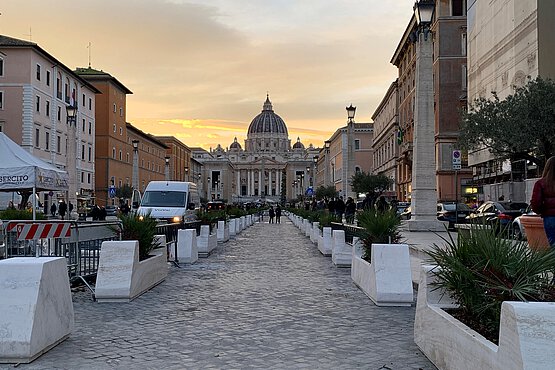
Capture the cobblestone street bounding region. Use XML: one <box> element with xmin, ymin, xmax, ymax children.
<box><xmin>2</xmin><ymin>218</ymin><xmax>435</xmax><ymax>370</ymax></box>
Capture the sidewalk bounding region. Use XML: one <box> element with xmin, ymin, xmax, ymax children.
<box><xmin>1</xmin><ymin>218</ymin><xmax>436</xmax><ymax>370</ymax></box>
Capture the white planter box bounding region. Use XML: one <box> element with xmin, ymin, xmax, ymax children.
<box><xmin>198</xmin><ymin>225</ymin><xmax>217</xmax><ymax>257</ymax></box>
<box><xmin>217</xmin><ymin>220</ymin><xmax>230</xmax><ymax>243</ymax></box>
<box><xmin>95</xmin><ymin>240</ymin><xmax>168</xmax><ymax>302</ymax></box>
<box><xmin>318</xmin><ymin>227</ymin><xmax>333</xmax><ymax>256</ymax></box>
<box><xmin>351</xmin><ymin>241</ymin><xmax>413</xmax><ymax>307</ymax></box>
<box><xmin>310</xmin><ymin>222</ymin><xmax>320</xmax><ymax>244</ymax></box>
<box><xmin>236</xmin><ymin>217</ymin><xmax>242</xmax><ymax>234</ymax></box>
<box><xmin>229</xmin><ymin>218</ymin><xmax>237</xmax><ymax>237</ymax></box>
<box><xmin>176</xmin><ymin>229</ymin><xmax>198</xmax><ymax>264</ymax></box>
<box><xmin>0</xmin><ymin>257</ymin><xmax>74</xmax><ymax>364</ymax></box>
<box><xmin>304</xmin><ymin>219</ymin><xmax>312</xmax><ymax>237</ymax></box>
<box><xmin>240</xmin><ymin>216</ymin><xmax>246</xmax><ymax>230</ymax></box>
<box><xmin>331</xmin><ymin>230</ymin><xmax>351</xmax><ymax>267</ymax></box>
<box><xmin>415</xmin><ymin>265</ymin><xmax>555</xmax><ymax>370</ymax></box>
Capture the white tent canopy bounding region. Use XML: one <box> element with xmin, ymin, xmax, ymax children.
<box><xmin>0</xmin><ymin>132</ymin><xmax>68</xmax><ymax>192</ymax></box>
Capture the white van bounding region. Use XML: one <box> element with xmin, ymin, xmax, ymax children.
<box><xmin>137</xmin><ymin>181</ymin><xmax>200</xmax><ymax>224</ymax></box>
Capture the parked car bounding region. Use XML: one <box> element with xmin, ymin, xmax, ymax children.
<box><xmin>399</xmin><ymin>202</ymin><xmax>471</xmax><ymax>229</ymax></box>
<box><xmin>466</xmin><ymin>201</ymin><xmax>528</xmax><ymax>231</ymax></box>
<box><xmin>510</xmin><ymin>205</ymin><xmax>537</xmax><ymax>240</ymax></box>
<box><xmin>396</xmin><ymin>202</ymin><xmax>411</xmax><ymax>217</ymax></box>
<box><xmin>437</xmin><ymin>202</ymin><xmax>473</xmax><ymax>228</ymax></box>
<box><xmin>206</xmin><ymin>201</ymin><xmax>226</xmax><ymax>211</ymax></box>
<box><xmin>105</xmin><ymin>205</ymin><xmax>120</xmax><ymax>217</ymax></box>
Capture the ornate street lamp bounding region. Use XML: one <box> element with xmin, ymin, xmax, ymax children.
<box><xmin>184</xmin><ymin>166</ymin><xmax>189</xmax><ymax>182</ymax></box>
<box><xmin>132</xmin><ymin>140</ymin><xmax>139</xmax><ymax>190</ymax></box>
<box><xmin>346</xmin><ymin>104</ymin><xmax>356</xmax><ymax>124</ymax></box>
<box><xmin>346</xmin><ymin>104</ymin><xmax>356</xmax><ymax>198</ymax></box>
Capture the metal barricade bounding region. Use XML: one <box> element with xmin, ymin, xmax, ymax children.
<box><xmin>330</xmin><ymin>222</ymin><xmax>366</xmax><ymax>243</ymax></box>
<box><xmin>2</xmin><ymin>220</ymin><xmax>122</xmax><ymax>284</ymax></box>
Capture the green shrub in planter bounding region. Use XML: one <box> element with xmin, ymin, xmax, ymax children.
<box><xmin>357</xmin><ymin>209</ymin><xmax>402</xmax><ymax>261</ymax></box>
<box><xmin>318</xmin><ymin>213</ymin><xmax>340</xmax><ymax>230</ymax></box>
<box><xmin>0</xmin><ymin>209</ymin><xmax>46</xmax><ymax>220</ymax></box>
<box><xmin>118</xmin><ymin>213</ymin><xmax>161</xmax><ymax>261</ymax></box>
<box><xmin>427</xmin><ymin>226</ymin><xmax>555</xmax><ymax>342</ymax></box>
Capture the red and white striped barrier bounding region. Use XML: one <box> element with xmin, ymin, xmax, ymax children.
<box><xmin>12</xmin><ymin>222</ymin><xmax>72</xmax><ymax>240</ymax></box>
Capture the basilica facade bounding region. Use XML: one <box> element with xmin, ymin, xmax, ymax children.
<box><xmin>192</xmin><ymin>95</ymin><xmax>319</xmax><ymax>203</ymax></box>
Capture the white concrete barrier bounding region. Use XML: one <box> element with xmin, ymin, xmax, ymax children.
<box><xmin>217</xmin><ymin>220</ymin><xmax>230</xmax><ymax>243</ymax></box>
<box><xmin>176</xmin><ymin>229</ymin><xmax>198</xmax><ymax>264</ymax></box>
<box><xmin>0</xmin><ymin>257</ymin><xmax>74</xmax><ymax>363</ymax></box>
<box><xmin>318</xmin><ymin>227</ymin><xmax>333</xmax><ymax>256</ymax></box>
<box><xmin>229</xmin><ymin>218</ymin><xmax>237</xmax><ymax>237</ymax></box>
<box><xmin>332</xmin><ymin>230</ymin><xmax>351</xmax><ymax>267</ymax></box>
<box><xmin>198</xmin><ymin>225</ymin><xmax>217</xmax><ymax>257</ymax></box>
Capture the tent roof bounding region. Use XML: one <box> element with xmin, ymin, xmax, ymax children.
<box><xmin>0</xmin><ymin>132</ymin><xmax>68</xmax><ymax>191</ymax></box>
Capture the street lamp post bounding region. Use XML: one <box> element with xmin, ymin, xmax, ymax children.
<box><xmin>324</xmin><ymin>141</ymin><xmax>331</xmax><ymax>187</ymax></box>
<box><xmin>184</xmin><ymin>166</ymin><xmax>189</xmax><ymax>182</ymax></box>
<box><xmin>346</xmin><ymin>104</ymin><xmax>356</xmax><ymax>199</ymax></box>
<box><xmin>132</xmin><ymin>140</ymin><xmax>139</xmax><ymax>191</ymax></box>
<box><xmin>66</xmin><ymin>104</ymin><xmax>78</xmax><ymax>220</ymax></box>
<box><xmin>164</xmin><ymin>156</ymin><xmax>170</xmax><ymax>180</ymax></box>
<box><xmin>408</xmin><ymin>0</ymin><xmax>443</xmax><ymax>231</ymax></box>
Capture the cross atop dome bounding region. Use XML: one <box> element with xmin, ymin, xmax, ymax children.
<box><xmin>263</xmin><ymin>93</ymin><xmax>273</xmax><ymax>112</ymax></box>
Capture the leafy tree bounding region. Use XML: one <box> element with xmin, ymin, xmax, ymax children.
<box><xmin>314</xmin><ymin>185</ymin><xmax>337</xmax><ymax>199</ymax></box>
<box><xmin>458</xmin><ymin>76</ymin><xmax>555</xmax><ymax>171</ymax></box>
<box><xmin>350</xmin><ymin>172</ymin><xmax>393</xmax><ymax>207</ymax></box>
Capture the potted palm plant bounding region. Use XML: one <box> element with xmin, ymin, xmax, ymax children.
<box><xmin>351</xmin><ymin>209</ymin><xmax>413</xmax><ymax>306</ymax></box>
<box><xmin>95</xmin><ymin>214</ymin><xmax>168</xmax><ymax>302</ymax></box>
<box><xmin>415</xmin><ymin>226</ymin><xmax>555</xmax><ymax>369</ymax></box>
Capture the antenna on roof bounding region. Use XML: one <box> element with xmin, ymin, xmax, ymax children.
<box><xmin>87</xmin><ymin>42</ymin><xmax>92</xmax><ymax>68</ymax></box>
<box><xmin>25</xmin><ymin>27</ymin><xmax>32</xmax><ymax>41</ymax></box>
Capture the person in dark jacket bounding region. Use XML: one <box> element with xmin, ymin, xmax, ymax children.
<box><xmin>531</xmin><ymin>156</ymin><xmax>555</xmax><ymax>247</ymax></box>
<box><xmin>268</xmin><ymin>206</ymin><xmax>275</xmax><ymax>224</ymax></box>
<box><xmin>345</xmin><ymin>197</ymin><xmax>356</xmax><ymax>224</ymax></box>
<box><xmin>275</xmin><ymin>205</ymin><xmax>282</xmax><ymax>224</ymax></box>
<box><xmin>58</xmin><ymin>200</ymin><xmax>67</xmax><ymax>219</ymax></box>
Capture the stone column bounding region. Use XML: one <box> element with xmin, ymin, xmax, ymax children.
<box><xmin>237</xmin><ymin>170</ymin><xmax>240</xmax><ymax>198</ymax></box>
<box><xmin>408</xmin><ymin>27</ymin><xmax>444</xmax><ymax>232</ymax></box>
<box><xmin>278</xmin><ymin>170</ymin><xmax>282</xmax><ymax>197</ymax></box>
<box><xmin>268</xmin><ymin>170</ymin><xmax>272</xmax><ymax>196</ymax></box>
<box><xmin>258</xmin><ymin>170</ymin><xmax>262</xmax><ymax>196</ymax></box>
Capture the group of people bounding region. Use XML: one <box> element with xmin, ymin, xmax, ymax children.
<box><xmin>48</xmin><ymin>200</ymin><xmax>72</xmax><ymax>219</ymax></box>
<box><xmin>268</xmin><ymin>205</ymin><xmax>282</xmax><ymax>224</ymax></box>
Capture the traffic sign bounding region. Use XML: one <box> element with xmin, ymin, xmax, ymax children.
<box><xmin>452</xmin><ymin>150</ymin><xmax>462</xmax><ymax>170</ymax></box>
<box><xmin>109</xmin><ymin>185</ymin><xmax>116</xmax><ymax>198</ymax></box>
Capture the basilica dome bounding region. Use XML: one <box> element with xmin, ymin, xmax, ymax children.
<box><xmin>247</xmin><ymin>95</ymin><xmax>288</xmax><ymax>136</ymax></box>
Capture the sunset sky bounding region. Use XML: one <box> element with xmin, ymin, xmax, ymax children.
<box><xmin>2</xmin><ymin>0</ymin><xmax>415</xmax><ymax>150</ymax></box>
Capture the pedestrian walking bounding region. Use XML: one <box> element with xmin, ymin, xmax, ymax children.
<box><xmin>268</xmin><ymin>206</ymin><xmax>275</xmax><ymax>224</ymax></box>
<box><xmin>335</xmin><ymin>196</ymin><xmax>345</xmax><ymax>221</ymax></box>
<box><xmin>376</xmin><ymin>196</ymin><xmax>388</xmax><ymax>213</ymax></box>
<box><xmin>531</xmin><ymin>156</ymin><xmax>555</xmax><ymax>248</ymax></box>
<box><xmin>345</xmin><ymin>197</ymin><xmax>356</xmax><ymax>224</ymax></box>
<box><xmin>58</xmin><ymin>200</ymin><xmax>67</xmax><ymax>219</ymax></box>
<box><xmin>275</xmin><ymin>205</ymin><xmax>282</xmax><ymax>224</ymax></box>
<box><xmin>50</xmin><ymin>202</ymin><xmax>57</xmax><ymax>217</ymax></box>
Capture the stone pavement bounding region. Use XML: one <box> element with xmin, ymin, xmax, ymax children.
<box><xmin>2</xmin><ymin>218</ymin><xmax>436</xmax><ymax>370</ymax></box>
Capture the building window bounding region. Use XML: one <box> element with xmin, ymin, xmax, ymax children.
<box><xmin>45</xmin><ymin>132</ymin><xmax>49</xmax><ymax>150</ymax></box>
<box><xmin>82</xmin><ymin>119</ymin><xmax>86</xmax><ymax>132</ymax></box>
<box><xmin>452</xmin><ymin>0</ymin><xmax>466</xmax><ymax>16</ymax></box>
<box><xmin>112</xmin><ymin>147</ymin><xmax>116</xmax><ymax>159</ymax></box>
<box><xmin>113</xmin><ymin>103</ymin><xmax>116</xmax><ymax>113</ymax></box>
<box><xmin>0</xmin><ymin>122</ymin><xmax>4</xmax><ymax>132</ymax></box>
<box><xmin>45</xmin><ymin>100</ymin><xmax>50</xmax><ymax>117</ymax></box>
<box><xmin>355</xmin><ymin>166</ymin><xmax>361</xmax><ymax>173</ymax></box>
<box><xmin>81</xmin><ymin>144</ymin><xmax>85</xmax><ymax>160</ymax></box>
<box><xmin>119</xmin><ymin>107</ymin><xmax>123</xmax><ymax>117</ymax></box>
<box><xmin>0</xmin><ymin>58</ymin><xmax>3</xmax><ymax>76</ymax></box>
<box><xmin>56</xmin><ymin>75</ymin><xmax>62</xmax><ymax>99</ymax></box>
<box><xmin>57</xmin><ymin>135</ymin><xmax>61</xmax><ymax>153</ymax></box>
<box><xmin>88</xmin><ymin>122</ymin><xmax>92</xmax><ymax>135</ymax></box>
<box><xmin>88</xmin><ymin>146</ymin><xmax>92</xmax><ymax>161</ymax></box>
<box><xmin>354</xmin><ymin>139</ymin><xmax>360</xmax><ymax>150</ymax></box>
<box><xmin>35</xmin><ymin>128</ymin><xmax>40</xmax><ymax>147</ymax></box>
<box><xmin>36</xmin><ymin>96</ymin><xmax>40</xmax><ymax>112</ymax></box>
<box><xmin>64</xmin><ymin>81</ymin><xmax>69</xmax><ymax>103</ymax></box>
<box><xmin>0</xmin><ymin>91</ymin><xmax>3</xmax><ymax>110</ymax></box>
<box><xmin>57</xmin><ymin>106</ymin><xmax>61</xmax><ymax>121</ymax></box>
<box><xmin>119</xmin><ymin>150</ymin><xmax>122</xmax><ymax>161</ymax></box>
<box><xmin>87</xmin><ymin>173</ymin><xmax>91</xmax><ymax>184</ymax></box>
<box><xmin>88</xmin><ymin>97</ymin><xmax>92</xmax><ymax>110</ymax></box>
<box><xmin>119</xmin><ymin>127</ymin><xmax>123</xmax><ymax>136</ymax></box>
<box><xmin>126</xmin><ymin>152</ymin><xmax>129</xmax><ymax>163</ymax></box>
<box><xmin>461</xmin><ymin>32</ymin><xmax>467</xmax><ymax>56</ymax></box>
<box><xmin>46</xmin><ymin>71</ymin><xmax>50</xmax><ymax>86</ymax></box>
<box><xmin>36</xmin><ymin>64</ymin><xmax>41</xmax><ymax>81</ymax></box>
<box><xmin>113</xmin><ymin>124</ymin><xmax>116</xmax><ymax>133</ymax></box>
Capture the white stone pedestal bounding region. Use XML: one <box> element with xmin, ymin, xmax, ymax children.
<box><xmin>0</xmin><ymin>257</ymin><xmax>74</xmax><ymax>364</ymax></box>
<box><xmin>240</xmin><ymin>216</ymin><xmax>246</xmax><ymax>230</ymax></box>
<box><xmin>310</xmin><ymin>222</ymin><xmax>320</xmax><ymax>244</ymax></box>
<box><xmin>217</xmin><ymin>220</ymin><xmax>230</xmax><ymax>243</ymax></box>
<box><xmin>198</xmin><ymin>225</ymin><xmax>217</xmax><ymax>257</ymax></box>
<box><xmin>318</xmin><ymin>227</ymin><xmax>333</xmax><ymax>256</ymax></box>
<box><xmin>229</xmin><ymin>218</ymin><xmax>237</xmax><ymax>237</ymax></box>
<box><xmin>176</xmin><ymin>229</ymin><xmax>198</xmax><ymax>264</ymax></box>
<box><xmin>235</xmin><ymin>217</ymin><xmax>242</xmax><ymax>234</ymax></box>
<box><xmin>332</xmin><ymin>230</ymin><xmax>351</xmax><ymax>267</ymax></box>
